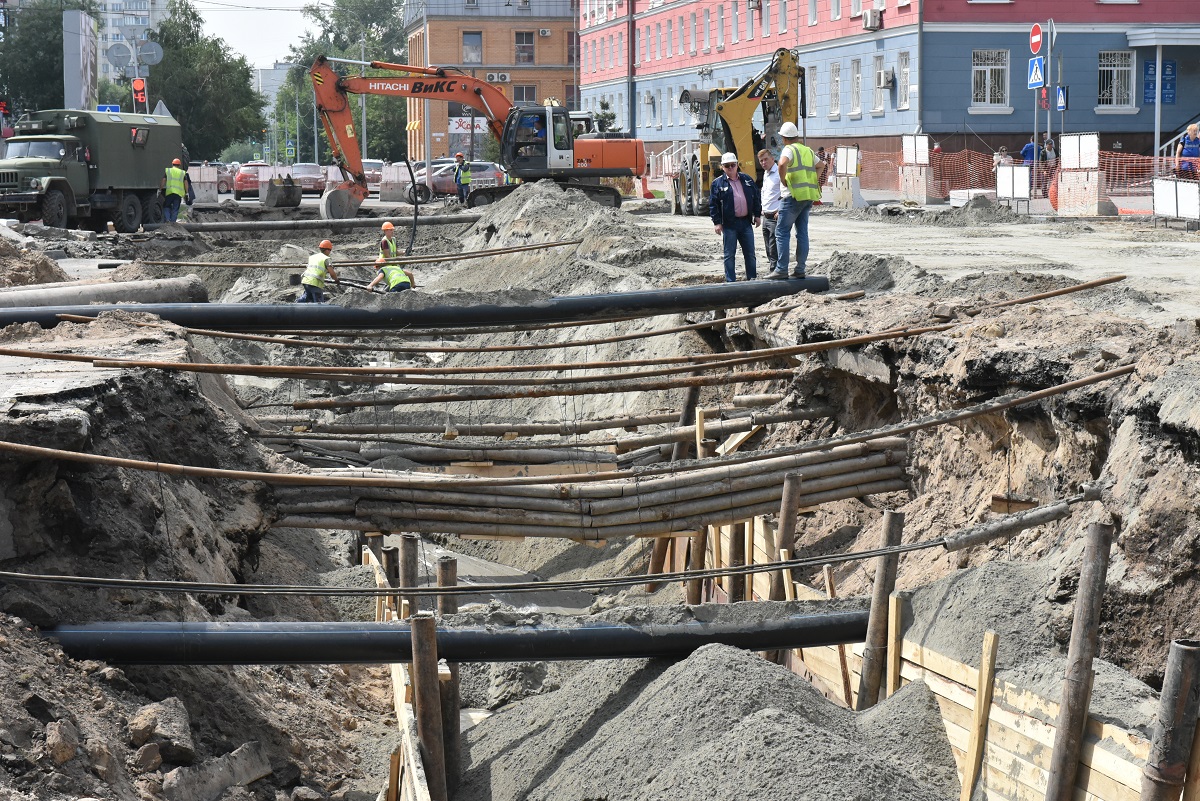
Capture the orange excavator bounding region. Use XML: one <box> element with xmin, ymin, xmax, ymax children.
<box><xmin>310</xmin><ymin>55</ymin><xmax>648</xmax><ymax>216</ymax></box>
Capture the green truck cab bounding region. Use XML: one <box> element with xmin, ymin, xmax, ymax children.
<box><xmin>0</xmin><ymin>109</ymin><xmax>183</xmax><ymax>232</ymax></box>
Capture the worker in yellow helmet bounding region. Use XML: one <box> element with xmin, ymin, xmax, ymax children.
<box><xmin>367</xmin><ymin>255</ymin><xmax>415</xmax><ymax>293</ymax></box>
<box><xmin>297</xmin><ymin>239</ymin><xmax>340</xmax><ymax>303</ymax></box>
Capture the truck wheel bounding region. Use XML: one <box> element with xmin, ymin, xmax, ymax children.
<box><xmin>467</xmin><ymin>191</ymin><xmax>490</xmax><ymax>208</ymax></box>
<box><xmin>112</xmin><ymin>193</ymin><xmax>143</xmax><ymax>233</ymax></box>
<box><xmin>682</xmin><ymin>168</ymin><xmax>695</xmax><ymax>216</ymax></box>
<box><xmin>414</xmin><ymin>185</ymin><xmax>432</xmax><ymax>204</ymax></box>
<box><xmin>689</xmin><ymin>161</ymin><xmax>702</xmax><ymax>216</ymax></box>
<box><xmin>141</xmin><ymin>192</ymin><xmax>164</xmax><ymax>225</ymax></box>
<box><xmin>233</xmin><ymin>191</ymin><xmax>243</xmax><ymax>201</ymax></box>
<box><xmin>41</xmin><ymin>189</ymin><xmax>68</xmax><ymax>228</ymax></box>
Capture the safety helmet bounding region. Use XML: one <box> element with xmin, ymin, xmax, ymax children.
<box><xmin>381</xmin><ymin>221</ymin><xmax>395</xmax><ymax>231</ymax></box>
<box><xmin>455</xmin><ymin>152</ymin><xmax>464</xmax><ymax>158</ymax></box>
<box><xmin>720</xmin><ymin>152</ymin><xmax>739</xmax><ymax>166</ymax></box>
<box><xmin>375</xmin><ymin>256</ymin><xmax>387</xmax><ymax>266</ymax></box>
<box><xmin>778</xmin><ymin>122</ymin><xmax>801</xmax><ymax>139</ymax></box>
<box><xmin>172</xmin><ymin>158</ymin><xmax>182</xmax><ymax>166</ymax></box>
<box><xmin>319</xmin><ymin>239</ymin><xmax>333</xmax><ymax>251</ymax></box>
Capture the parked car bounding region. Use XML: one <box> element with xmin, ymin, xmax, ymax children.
<box><xmin>233</xmin><ymin>161</ymin><xmax>267</xmax><ymax>200</ymax></box>
<box><xmin>290</xmin><ymin>162</ymin><xmax>327</xmax><ymax>195</ymax></box>
<box><xmin>361</xmin><ymin>159</ymin><xmax>384</xmax><ymax>193</ymax></box>
<box><xmin>402</xmin><ymin>161</ymin><xmax>507</xmax><ymax>204</ymax></box>
<box><xmin>186</xmin><ymin>160</ymin><xmax>233</xmax><ymax>194</ymax></box>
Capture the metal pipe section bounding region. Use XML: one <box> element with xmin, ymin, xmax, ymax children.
<box><xmin>45</xmin><ymin>611</ymin><xmax>870</xmax><ymax>665</ymax></box>
<box><xmin>1141</xmin><ymin>640</ymin><xmax>1200</xmax><ymax>801</ymax></box>
<box><xmin>941</xmin><ymin>484</ymin><xmax>1103</xmax><ymax>552</ymax></box>
<box><xmin>143</xmin><ymin>214</ymin><xmax>481</xmax><ymax>233</ymax></box>
<box><xmin>0</xmin><ymin>276</ymin><xmax>208</xmax><ymax>308</ymax></box>
<box><xmin>0</xmin><ymin>278</ymin><xmax>829</xmax><ymax>330</ymax></box>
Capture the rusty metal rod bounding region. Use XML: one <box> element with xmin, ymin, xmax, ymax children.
<box><xmin>304</xmin><ymin>408</ymin><xmax>749</xmax><ymax>437</ymax></box>
<box><xmin>974</xmin><ymin>275</ymin><xmax>1126</xmax><ymax>312</ymax></box>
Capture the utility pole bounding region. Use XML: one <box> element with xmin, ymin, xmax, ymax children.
<box><xmin>360</xmin><ymin>36</ymin><xmax>368</xmax><ymax>160</ymax></box>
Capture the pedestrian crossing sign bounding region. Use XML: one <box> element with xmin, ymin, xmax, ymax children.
<box><xmin>1028</xmin><ymin>57</ymin><xmax>1045</xmax><ymax>89</ymax></box>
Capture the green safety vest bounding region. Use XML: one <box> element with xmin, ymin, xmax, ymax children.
<box><xmin>380</xmin><ymin>237</ymin><xmax>398</xmax><ymax>260</ymax></box>
<box><xmin>781</xmin><ymin>143</ymin><xmax>820</xmax><ymax>202</ymax></box>
<box><xmin>454</xmin><ymin>162</ymin><xmax>471</xmax><ymax>185</ymax></box>
<box><xmin>380</xmin><ymin>262</ymin><xmax>411</xmax><ymax>289</ymax></box>
<box><xmin>164</xmin><ymin>166</ymin><xmax>187</xmax><ymax>197</ymax></box>
<box><xmin>302</xmin><ymin>253</ymin><xmax>331</xmax><ymax>288</ymax></box>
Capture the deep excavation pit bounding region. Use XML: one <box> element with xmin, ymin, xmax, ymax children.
<box><xmin>1</xmin><ymin>182</ymin><xmax>1198</xmax><ymax>800</ymax></box>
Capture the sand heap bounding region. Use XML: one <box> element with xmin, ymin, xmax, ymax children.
<box><xmin>0</xmin><ymin>238</ymin><xmax>71</xmax><ymax>287</ymax></box>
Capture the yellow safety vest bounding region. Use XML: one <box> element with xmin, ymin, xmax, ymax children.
<box><xmin>164</xmin><ymin>166</ymin><xmax>187</xmax><ymax>197</ymax></box>
<box><xmin>302</xmin><ymin>253</ymin><xmax>331</xmax><ymax>288</ymax></box>
<box><xmin>781</xmin><ymin>143</ymin><xmax>820</xmax><ymax>202</ymax></box>
<box><xmin>454</xmin><ymin>162</ymin><xmax>471</xmax><ymax>185</ymax></box>
<box><xmin>380</xmin><ymin>236</ymin><xmax>398</xmax><ymax>260</ymax></box>
<box><xmin>380</xmin><ymin>263</ymin><xmax>411</xmax><ymax>289</ymax></box>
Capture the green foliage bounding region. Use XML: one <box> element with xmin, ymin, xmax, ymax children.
<box><xmin>0</xmin><ymin>0</ymin><xmax>99</xmax><ymax>113</ymax></box>
<box><xmin>595</xmin><ymin>99</ymin><xmax>618</xmax><ymax>133</ymax></box>
<box><xmin>278</xmin><ymin>0</ymin><xmax>409</xmax><ymax>164</ymax></box>
<box><xmin>148</xmin><ymin>0</ymin><xmax>266</xmax><ymax>158</ymax></box>
<box><xmin>97</xmin><ymin>79</ymin><xmax>129</xmax><ymax>111</ymax></box>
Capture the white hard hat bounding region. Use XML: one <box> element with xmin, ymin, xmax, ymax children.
<box><xmin>779</xmin><ymin>122</ymin><xmax>801</xmax><ymax>138</ymax></box>
<box><xmin>720</xmin><ymin>152</ymin><xmax>739</xmax><ymax>165</ymax></box>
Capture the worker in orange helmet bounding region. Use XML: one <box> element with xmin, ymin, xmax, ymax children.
<box><xmin>453</xmin><ymin>152</ymin><xmax>471</xmax><ymax>205</ymax></box>
<box><xmin>379</xmin><ymin>220</ymin><xmax>399</xmax><ymax>263</ymax></box>
<box><xmin>297</xmin><ymin>239</ymin><xmax>340</xmax><ymax>303</ymax></box>
<box><xmin>366</xmin><ymin>255</ymin><xmax>415</xmax><ymax>293</ymax></box>
<box><xmin>159</xmin><ymin>157</ymin><xmax>193</xmax><ymax>223</ymax></box>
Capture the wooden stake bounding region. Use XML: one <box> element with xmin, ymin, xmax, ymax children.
<box><xmin>695</xmin><ymin>408</ymin><xmax>706</xmax><ymax>459</ymax></box>
<box><xmin>386</xmin><ymin>748</ymin><xmax>401</xmax><ymax>801</ymax></box>
<box><xmin>823</xmin><ymin>564</ymin><xmax>854</xmax><ymax>708</ymax></box>
<box><xmin>769</xmin><ymin>472</ymin><xmax>804</xmax><ymax>601</ymax></box>
<box><xmin>886</xmin><ymin>592</ymin><xmax>903</xmax><ymax>697</ymax></box>
<box><xmin>436</xmin><ymin>557</ymin><xmax>461</xmax><ymax>795</ymax></box>
<box><xmin>959</xmin><ymin>630</ymin><xmax>999</xmax><ymax>801</ymax></box>
<box><xmin>728</xmin><ymin>522</ymin><xmax>746</xmax><ymax>601</ymax></box>
<box><xmin>686</xmin><ymin>526</ymin><xmax>708</xmax><ymax>605</ymax></box>
<box><xmin>713</xmin><ymin>524</ymin><xmax>724</xmax><ymax>591</ymax></box>
<box><xmin>855</xmin><ymin>510</ymin><xmax>904</xmax><ymax>711</ymax></box>
<box><xmin>410</xmin><ymin>612</ymin><xmax>447</xmax><ymax>801</ymax></box>
<box><xmin>400</xmin><ymin>534</ymin><xmax>420</xmax><ymax>617</ymax></box>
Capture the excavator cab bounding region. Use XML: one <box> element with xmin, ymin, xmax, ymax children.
<box><xmin>501</xmin><ymin>106</ymin><xmax>574</xmax><ymax>179</ymax></box>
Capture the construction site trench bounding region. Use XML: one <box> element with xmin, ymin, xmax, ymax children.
<box><xmin>2</xmin><ymin>182</ymin><xmax>1200</xmax><ymax>801</ymax></box>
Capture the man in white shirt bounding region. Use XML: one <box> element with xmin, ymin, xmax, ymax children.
<box><xmin>757</xmin><ymin>149</ymin><xmax>782</xmax><ymax>269</ymax></box>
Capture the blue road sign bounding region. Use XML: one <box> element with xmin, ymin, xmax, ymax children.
<box><xmin>96</xmin><ymin>104</ymin><xmax>120</xmax><ymax>112</ymax></box>
<box><xmin>1056</xmin><ymin>86</ymin><xmax>1068</xmax><ymax>112</ymax></box>
<box><xmin>1028</xmin><ymin>57</ymin><xmax>1045</xmax><ymax>90</ymax></box>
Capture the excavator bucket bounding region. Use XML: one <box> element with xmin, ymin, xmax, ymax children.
<box><xmin>263</xmin><ymin>176</ymin><xmax>303</xmax><ymax>208</ymax></box>
<box><xmin>320</xmin><ymin>187</ymin><xmax>362</xmax><ymax>220</ymax></box>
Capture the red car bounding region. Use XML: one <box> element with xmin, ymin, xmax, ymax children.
<box><xmin>291</xmin><ymin>163</ymin><xmax>327</xmax><ymax>195</ymax></box>
<box><xmin>233</xmin><ymin>162</ymin><xmax>267</xmax><ymax>200</ymax></box>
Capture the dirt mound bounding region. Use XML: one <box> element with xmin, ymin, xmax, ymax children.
<box><xmin>819</xmin><ymin>251</ymin><xmax>946</xmax><ymax>294</ymax></box>
<box><xmin>457</xmin><ymin>644</ymin><xmax>958</xmax><ymax>801</ymax></box>
<box><xmin>0</xmin><ymin>238</ymin><xmax>72</xmax><ymax>287</ymax></box>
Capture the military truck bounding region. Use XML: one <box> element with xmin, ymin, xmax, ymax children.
<box><xmin>0</xmin><ymin>109</ymin><xmax>183</xmax><ymax>232</ymax></box>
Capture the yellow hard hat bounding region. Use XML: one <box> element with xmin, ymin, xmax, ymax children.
<box><xmin>381</xmin><ymin>221</ymin><xmax>395</xmax><ymax>231</ymax></box>
<box><xmin>319</xmin><ymin>239</ymin><xmax>333</xmax><ymax>251</ymax></box>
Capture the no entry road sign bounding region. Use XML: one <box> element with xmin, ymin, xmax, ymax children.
<box><xmin>1030</xmin><ymin>23</ymin><xmax>1043</xmax><ymax>54</ymax></box>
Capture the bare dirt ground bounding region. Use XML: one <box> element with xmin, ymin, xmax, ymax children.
<box><xmin>1</xmin><ymin>184</ymin><xmax>1199</xmax><ymax>800</ymax></box>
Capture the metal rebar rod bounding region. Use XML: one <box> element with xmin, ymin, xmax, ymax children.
<box><xmin>855</xmin><ymin>510</ymin><xmax>905</xmax><ymax>711</ymax></box>
<box><xmin>1141</xmin><ymin>640</ymin><xmax>1200</xmax><ymax>801</ymax></box>
<box><xmin>975</xmin><ymin>275</ymin><xmax>1126</xmax><ymax>312</ymax></box>
<box><xmin>1044</xmin><ymin>521</ymin><xmax>1115</xmax><ymax>801</ymax></box>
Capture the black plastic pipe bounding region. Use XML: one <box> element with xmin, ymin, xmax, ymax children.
<box><xmin>1</xmin><ymin>278</ymin><xmax>829</xmax><ymax>331</ymax></box>
<box><xmin>46</xmin><ymin>610</ymin><xmax>867</xmax><ymax>665</ymax></box>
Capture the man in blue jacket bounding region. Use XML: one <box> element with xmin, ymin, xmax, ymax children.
<box><xmin>709</xmin><ymin>152</ymin><xmax>761</xmax><ymax>282</ymax></box>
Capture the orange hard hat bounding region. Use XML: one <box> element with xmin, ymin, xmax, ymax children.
<box><xmin>319</xmin><ymin>239</ymin><xmax>333</xmax><ymax>250</ymax></box>
<box><xmin>172</xmin><ymin>158</ymin><xmax>181</xmax><ymax>166</ymax></box>
<box><xmin>455</xmin><ymin>152</ymin><xmax>464</xmax><ymax>158</ymax></box>
<box><xmin>381</xmin><ymin>221</ymin><xmax>395</xmax><ymax>231</ymax></box>
<box><xmin>375</xmin><ymin>256</ymin><xmax>387</xmax><ymax>265</ymax></box>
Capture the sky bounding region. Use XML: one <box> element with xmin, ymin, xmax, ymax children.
<box><xmin>192</xmin><ymin>0</ymin><xmax>312</xmax><ymax>69</ymax></box>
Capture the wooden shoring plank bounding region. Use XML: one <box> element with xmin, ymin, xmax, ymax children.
<box><xmin>387</xmin><ymin>748</ymin><xmax>401</xmax><ymax>801</ymax></box>
<box><xmin>822</xmin><ymin>565</ymin><xmax>855</xmax><ymax>708</ymax></box>
<box><xmin>1184</xmin><ymin>718</ymin><xmax>1200</xmax><ymax>801</ymax></box>
<box><xmin>712</xmin><ymin>522</ymin><xmax>725</xmax><ymax>591</ymax></box>
<box><xmin>388</xmin><ymin>663</ymin><xmax>433</xmax><ymax>801</ymax></box>
<box><xmin>716</xmin><ymin>424</ymin><xmax>763</xmax><ymax>457</ymax></box>
<box><xmin>886</xmin><ymin>593</ymin><xmax>903</xmax><ymax>697</ymax></box>
<box><xmin>960</xmin><ymin>630</ymin><xmax>1000</xmax><ymax>801</ymax></box>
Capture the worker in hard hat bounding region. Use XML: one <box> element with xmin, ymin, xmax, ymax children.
<box><xmin>159</xmin><ymin>157</ymin><xmax>193</xmax><ymax>223</ymax></box>
<box><xmin>297</xmin><ymin>239</ymin><xmax>340</xmax><ymax>303</ymax></box>
<box><xmin>367</xmin><ymin>256</ymin><xmax>415</xmax><ymax>293</ymax></box>
<box><xmin>767</xmin><ymin>121</ymin><xmax>819</xmax><ymax>280</ymax></box>
<box><xmin>453</xmin><ymin>152</ymin><xmax>471</xmax><ymax>205</ymax></box>
<box><xmin>379</xmin><ymin>220</ymin><xmax>399</xmax><ymax>263</ymax></box>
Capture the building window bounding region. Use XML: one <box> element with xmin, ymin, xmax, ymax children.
<box><xmin>830</xmin><ymin>62</ymin><xmax>841</xmax><ymax>116</ymax></box>
<box><xmin>780</xmin><ymin>0</ymin><xmax>787</xmax><ymax>30</ymax></box>
<box><xmin>971</xmin><ymin>49</ymin><xmax>1009</xmax><ymax>107</ymax></box>
<box><xmin>679</xmin><ymin>15</ymin><xmax>686</xmax><ymax>50</ymax></box>
<box><xmin>808</xmin><ymin>0</ymin><xmax>816</xmax><ymax>25</ymax></box>
<box><xmin>666</xmin><ymin>20</ymin><xmax>673</xmax><ymax>56</ymax></box>
<box><xmin>732</xmin><ymin>2</ymin><xmax>739</xmax><ymax>41</ymax></box>
<box><xmin>717</xmin><ymin>5</ymin><xmax>725</xmax><ymax>47</ymax></box>
<box><xmin>568</xmin><ymin>31</ymin><xmax>578</xmax><ymax>64</ymax></box>
<box><xmin>897</xmin><ymin>51</ymin><xmax>910</xmax><ymax>108</ymax></box>
<box><xmin>644</xmin><ymin>25</ymin><xmax>651</xmax><ymax>59</ymax></box>
<box><xmin>850</xmin><ymin>0</ymin><xmax>861</xmax><ymax>15</ymax></box>
<box><xmin>690</xmin><ymin>13</ymin><xmax>697</xmax><ymax>51</ymax></box>
<box><xmin>600</xmin><ymin>37</ymin><xmax>607</xmax><ymax>69</ymax></box>
<box><xmin>704</xmin><ymin>10</ymin><xmax>711</xmax><ymax>47</ymax></box>
<box><xmin>831</xmin><ymin>0</ymin><xmax>840</xmax><ymax>20</ymax></box>
<box><xmin>872</xmin><ymin>54</ymin><xmax>885</xmax><ymax>111</ymax></box>
<box><xmin>616</xmin><ymin>32</ymin><xmax>623</xmax><ymax>66</ymax></box>
<box><xmin>514</xmin><ymin>84</ymin><xmax>538</xmax><ymax>105</ymax></box>
<box><xmin>850</xmin><ymin>59</ymin><xmax>861</xmax><ymax>113</ymax></box>
<box><xmin>655</xmin><ymin>23</ymin><xmax>662</xmax><ymax>58</ymax></box>
<box><xmin>634</xmin><ymin>28</ymin><xmax>641</xmax><ymax>63</ymax></box>
<box><xmin>515</xmin><ymin>31</ymin><xmax>535</xmax><ymax>64</ymax></box>
<box><xmin>763</xmin><ymin>0</ymin><xmax>771</xmax><ymax>35</ymax></box>
<box><xmin>462</xmin><ymin>32</ymin><xmax>482</xmax><ymax>64</ymax></box>
<box><xmin>1098</xmin><ymin>50</ymin><xmax>1134</xmax><ymax>107</ymax></box>
<box><xmin>806</xmin><ymin>64</ymin><xmax>816</xmax><ymax>117</ymax></box>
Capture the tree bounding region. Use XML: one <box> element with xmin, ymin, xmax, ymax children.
<box><xmin>0</xmin><ymin>0</ymin><xmax>99</xmax><ymax>113</ymax></box>
<box><xmin>97</xmin><ymin>79</ymin><xmax>128</xmax><ymax>110</ymax></box>
<box><xmin>595</xmin><ymin>99</ymin><xmax>618</xmax><ymax>133</ymax></box>
<box><xmin>147</xmin><ymin>0</ymin><xmax>266</xmax><ymax>158</ymax></box>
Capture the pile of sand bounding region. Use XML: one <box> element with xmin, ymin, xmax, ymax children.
<box><xmin>0</xmin><ymin>238</ymin><xmax>72</xmax><ymax>287</ymax></box>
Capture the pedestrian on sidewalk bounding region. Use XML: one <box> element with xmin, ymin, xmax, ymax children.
<box><xmin>709</xmin><ymin>152</ymin><xmax>761</xmax><ymax>282</ymax></box>
<box><xmin>767</xmin><ymin>122</ymin><xmax>819</xmax><ymax>280</ymax></box>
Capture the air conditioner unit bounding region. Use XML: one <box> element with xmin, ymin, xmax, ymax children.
<box><xmin>876</xmin><ymin>68</ymin><xmax>894</xmax><ymax>88</ymax></box>
<box><xmin>862</xmin><ymin>8</ymin><xmax>882</xmax><ymax>29</ymax></box>
<box><xmin>747</xmin><ymin>0</ymin><xmax>760</xmax><ymax>8</ymax></box>
<box><xmin>538</xmin><ymin>27</ymin><xmax>552</xmax><ymax>36</ymax></box>
<box><xmin>496</xmin><ymin>72</ymin><xmax>510</xmax><ymax>82</ymax></box>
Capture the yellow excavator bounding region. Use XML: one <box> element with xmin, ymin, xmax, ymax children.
<box><xmin>671</xmin><ymin>48</ymin><xmax>805</xmax><ymax>216</ymax></box>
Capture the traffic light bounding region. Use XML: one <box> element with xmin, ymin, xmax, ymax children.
<box><xmin>132</xmin><ymin>78</ymin><xmax>147</xmax><ymax>105</ymax></box>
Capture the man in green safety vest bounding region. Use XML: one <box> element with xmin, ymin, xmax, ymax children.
<box><xmin>367</xmin><ymin>256</ymin><xmax>415</xmax><ymax>292</ymax></box>
<box><xmin>453</xmin><ymin>152</ymin><xmax>471</xmax><ymax>205</ymax></box>
<box><xmin>159</xmin><ymin>158</ymin><xmax>194</xmax><ymax>223</ymax></box>
<box><xmin>766</xmin><ymin>122</ymin><xmax>820</xmax><ymax>280</ymax></box>
<box><xmin>297</xmin><ymin>239</ymin><xmax>340</xmax><ymax>303</ymax></box>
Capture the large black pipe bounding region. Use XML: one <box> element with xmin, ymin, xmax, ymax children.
<box><xmin>1</xmin><ymin>278</ymin><xmax>829</xmax><ymax>331</ymax></box>
<box><xmin>46</xmin><ymin>611</ymin><xmax>867</xmax><ymax>665</ymax></box>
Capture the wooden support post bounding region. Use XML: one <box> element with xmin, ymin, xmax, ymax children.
<box><xmin>886</xmin><ymin>592</ymin><xmax>903</xmax><ymax>697</ymax></box>
<box><xmin>649</xmin><ymin>383</ymin><xmax>701</xmax><ymax>591</ymax></box>
<box><xmin>960</xmin><ymin>630</ymin><xmax>1000</xmax><ymax>801</ymax></box>
<box><xmin>712</xmin><ymin>524</ymin><xmax>724</xmax><ymax>591</ymax></box>
<box><xmin>1044</xmin><ymin>521</ymin><xmax>1115</xmax><ymax>801</ymax></box>
<box><xmin>410</xmin><ymin>612</ymin><xmax>448</xmax><ymax>801</ymax></box>
<box><xmin>699</xmin><ymin>438</ymin><xmax>718</xmax><ymax>458</ymax></box>
<box><xmin>382</xmin><ymin>545</ymin><xmax>400</xmax><ymax>620</ymax></box>
<box><xmin>364</xmin><ymin>530</ymin><xmax>385</xmax><ymax>563</ymax></box>
<box><xmin>694</xmin><ymin>408</ymin><xmax>706</xmax><ymax>458</ymax></box>
<box><xmin>727</xmin><ymin>522</ymin><xmax>746</xmax><ymax>602</ymax></box>
<box><xmin>855</xmin><ymin>510</ymin><xmax>904</xmax><ymax>711</ymax></box>
<box><xmin>400</xmin><ymin>533</ymin><xmax>420</xmax><ymax>617</ymax></box>
<box><xmin>386</xmin><ymin>748</ymin><xmax>401</xmax><ymax>801</ymax></box>
<box><xmin>744</xmin><ymin>522</ymin><xmax>755</xmax><ymax>601</ymax></box>
<box><xmin>769</xmin><ymin>472</ymin><xmax>804</xmax><ymax>601</ymax></box>
<box><xmin>1182</xmin><ymin>715</ymin><xmax>1200</xmax><ymax>801</ymax></box>
<box><xmin>436</xmin><ymin>556</ymin><xmax>461</xmax><ymax>795</ymax></box>
<box><xmin>823</xmin><ymin>564</ymin><xmax>854</xmax><ymax>708</ymax></box>
<box><xmin>1142</xmin><ymin>640</ymin><xmax>1200</xmax><ymax>801</ymax></box>
<box><xmin>686</xmin><ymin>526</ymin><xmax>708</xmax><ymax>605</ymax></box>
<box><xmin>781</xmin><ymin>551</ymin><xmax>797</xmax><ymax>600</ymax></box>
